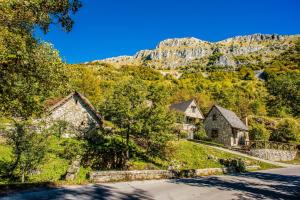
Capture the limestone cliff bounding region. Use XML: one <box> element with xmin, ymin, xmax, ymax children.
<box><xmin>88</xmin><ymin>34</ymin><xmax>299</xmax><ymax>69</ymax></box>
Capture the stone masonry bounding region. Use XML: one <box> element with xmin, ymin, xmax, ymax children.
<box><xmin>249</xmin><ymin>149</ymin><xmax>297</xmax><ymax>161</ymax></box>
<box><xmin>46</xmin><ymin>92</ymin><xmax>101</xmax><ymax>137</ymax></box>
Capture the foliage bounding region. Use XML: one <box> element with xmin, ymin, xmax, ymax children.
<box><xmin>249</xmin><ymin>123</ymin><xmax>271</xmax><ymax>141</ymax></box>
<box><xmin>101</xmin><ymin>78</ymin><xmax>176</xmax><ymax>159</ymax></box>
<box><xmin>0</xmin><ymin>0</ymin><xmax>82</xmax><ymax>118</ymax></box>
<box><xmin>219</xmin><ymin>158</ymin><xmax>246</xmax><ymax>172</ymax></box>
<box><xmin>4</xmin><ymin>121</ymin><xmax>49</xmax><ymax>182</ymax></box>
<box><xmin>101</xmin><ymin>78</ymin><xmax>148</xmax><ymax>159</ymax></box>
<box><xmin>0</xmin><ymin>0</ymin><xmax>82</xmax><ymax>33</ymax></box>
<box><xmin>266</xmin><ymin>72</ymin><xmax>300</xmax><ymax>117</ymax></box>
<box><xmin>270</xmin><ymin>119</ymin><xmax>300</xmax><ymax>143</ymax></box>
<box><xmin>83</xmin><ymin>132</ymin><xmax>136</xmax><ymax>170</ymax></box>
<box><xmin>194</xmin><ymin>123</ymin><xmax>207</xmax><ymax>140</ymax></box>
<box><xmin>59</xmin><ymin>138</ymin><xmax>86</xmax><ymax>161</ymax></box>
<box><xmin>207</xmin><ymin>51</ymin><xmax>223</xmax><ymax>66</ymax></box>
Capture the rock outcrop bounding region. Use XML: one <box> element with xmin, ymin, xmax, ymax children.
<box><xmin>89</xmin><ymin>34</ymin><xmax>299</xmax><ymax>69</ymax></box>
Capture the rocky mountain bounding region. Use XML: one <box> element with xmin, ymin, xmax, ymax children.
<box><xmin>88</xmin><ymin>34</ymin><xmax>299</xmax><ymax>69</ymax></box>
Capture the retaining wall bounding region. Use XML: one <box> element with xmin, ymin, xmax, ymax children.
<box><xmin>90</xmin><ymin>166</ymin><xmax>259</xmax><ymax>183</ymax></box>
<box><xmin>249</xmin><ymin>149</ymin><xmax>297</xmax><ymax>161</ymax></box>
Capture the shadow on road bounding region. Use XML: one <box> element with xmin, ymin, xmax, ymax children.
<box><xmin>169</xmin><ymin>171</ymin><xmax>300</xmax><ymax>200</ymax></box>
<box><xmin>0</xmin><ymin>184</ymin><xmax>154</xmax><ymax>200</ymax></box>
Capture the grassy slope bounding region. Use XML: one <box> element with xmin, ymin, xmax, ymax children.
<box><xmin>1</xmin><ymin>140</ymin><xmax>277</xmax><ymax>185</ymax></box>
<box><xmin>130</xmin><ymin>140</ymin><xmax>277</xmax><ymax>170</ymax></box>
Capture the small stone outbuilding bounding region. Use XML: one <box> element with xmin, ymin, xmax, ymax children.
<box><xmin>170</xmin><ymin>99</ymin><xmax>204</xmax><ymax>139</ymax></box>
<box><xmin>46</xmin><ymin>92</ymin><xmax>102</xmax><ymax>137</ymax></box>
<box><xmin>204</xmin><ymin>105</ymin><xmax>249</xmax><ymax>147</ymax></box>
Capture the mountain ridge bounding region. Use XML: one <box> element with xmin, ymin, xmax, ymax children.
<box><xmin>87</xmin><ymin>33</ymin><xmax>299</xmax><ymax>69</ymax></box>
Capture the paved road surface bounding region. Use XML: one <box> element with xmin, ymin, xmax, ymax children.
<box><xmin>1</xmin><ymin>167</ymin><xmax>299</xmax><ymax>200</ymax></box>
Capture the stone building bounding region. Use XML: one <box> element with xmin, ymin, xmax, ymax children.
<box><xmin>204</xmin><ymin>105</ymin><xmax>249</xmax><ymax>147</ymax></box>
<box><xmin>170</xmin><ymin>99</ymin><xmax>204</xmax><ymax>139</ymax></box>
<box><xmin>46</xmin><ymin>92</ymin><xmax>102</xmax><ymax>137</ymax></box>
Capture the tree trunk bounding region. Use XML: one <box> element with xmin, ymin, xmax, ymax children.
<box><xmin>9</xmin><ymin>153</ymin><xmax>20</xmax><ymax>176</ymax></box>
<box><xmin>21</xmin><ymin>167</ymin><xmax>25</xmax><ymax>183</ymax></box>
<box><xmin>126</xmin><ymin>132</ymin><xmax>129</xmax><ymax>160</ymax></box>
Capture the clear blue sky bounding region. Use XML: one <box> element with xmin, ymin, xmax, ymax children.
<box><xmin>35</xmin><ymin>0</ymin><xmax>300</xmax><ymax>64</ymax></box>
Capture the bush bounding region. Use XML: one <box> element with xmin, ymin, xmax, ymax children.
<box><xmin>59</xmin><ymin>138</ymin><xmax>86</xmax><ymax>160</ymax></box>
<box><xmin>270</xmin><ymin>119</ymin><xmax>300</xmax><ymax>143</ymax></box>
<box><xmin>219</xmin><ymin>158</ymin><xmax>246</xmax><ymax>172</ymax></box>
<box><xmin>194</xmin><ymin>123</ymin><xmax>207</xmax><ymax>140</ymax></box>
<box><xmin>249</xmin><ymin>123</ymin><xmax>270</xmax><ymax>141</ymax></box>
<box><xmin>178</xmin><ymin>130</ymin><xmax>188</xmax><ymax>139</ymax></box>
<box><xmin>4</xmin><ymin>121</ymin><xmax>49</xmax><ymax>182</ymax></box>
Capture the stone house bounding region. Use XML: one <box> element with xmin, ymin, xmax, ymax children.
<box><xmin>46</xmin><ymin>92</ymin><xmax>102</xmax><ymax>137</ymax></box>
<box><xmin>170</xmin><ymin>99</ymin><xmax>204</xmax><ymax>139</ymax></box>
<box><xmin>204</xmin><ymin>105</ymin><xmax>249</xmax><ymax>147</ymax></box>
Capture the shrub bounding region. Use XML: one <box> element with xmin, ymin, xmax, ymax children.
<box><xmin>178</xmin><ymin>130</ymin><xmax>188</xmax><ymax>139</ymax></box>
<box><xmin>249</xmin><ymin>123</ymin><xmax>270</xmax><ymax>141</ymax></box>
<box><xmin>270</xmin><ymin>119</ymin><xmax>300</xmax><ymax>143</ymax></box>
<box><xmin>4</xmin><ymin>121</ymin><xmax>49</xmax><ymax>182</ymax></box>
<box><xmin>194</xmin><ymin>123</ymin><xmax>207</xmax><ymax>140</ymax></box>
<box><xmin>219</xmin><ymin>158</ymin><xmax>246</xmax><ymax>172</ymax></box>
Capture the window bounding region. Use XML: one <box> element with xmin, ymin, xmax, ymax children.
<box><xmin>212</xmin><ymin>114</ymin><xmax>217</xmax><ymax>121</ymax></box>
<box><xmin>191</xmin><ymin>106</ymin><xmax>196</xmax><ymax>113</ymax></box>
<box><xmin>211</xmin><ymin>129</ymin><xmax>218</xmax><ymax>138</ymax></box>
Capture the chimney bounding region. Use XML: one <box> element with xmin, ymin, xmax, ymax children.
<box><xmin>244</xmin><ymin>116</ymin><xmax>248</xmax><ymax>127</ymax></box>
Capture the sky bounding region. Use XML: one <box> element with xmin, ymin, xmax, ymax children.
<box><xmin>35</xmin><ymin>0</ymin><xmax>300</xmax><ymax>64</ymax></box>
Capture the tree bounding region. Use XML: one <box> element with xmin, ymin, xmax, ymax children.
<box><xmin>5</xmin><ymin>120</ymin><xmax>49</xmax><ymax>182</ymax></box>
<box><xmin>0</xmin><ymin>0</ymin><xmax>82</xmax><ymax>33</ymax></box>
<box><xmin>270</xmin><ymin>119</ymin><xmax>300</xmax><ymax>143</ymax></box>
<box><xmin>102</xmin><ymin>78</ymin><xmax>148</xmax><ymax>159</ymax></box>
<box><xmin>141</xmin><ymin>84</ymin><xmax>176</xmax><ymax>156</ymax></box>
<box><xmin>0</xmin><ymin>0</ymin><xmax>82</xmax><ymax>118</ymax></box>
<box><xmin>249</xmin><ymin>123</ymin><xmax>270</xmax><ymax>141</ymax></box>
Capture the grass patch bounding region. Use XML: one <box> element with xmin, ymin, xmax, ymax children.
<box><xmin>281</xmin><ymin>157</ymin><xmax>300</xmax><ymax>165</ymax></box>
<box><xmin>129</xmin><ymin>140</ymin><xmax>278</xmax><ymax>171</ymax></box>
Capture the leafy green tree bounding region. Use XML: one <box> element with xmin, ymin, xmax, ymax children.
<box><xmin>249</xmin><ymin>123</ymin><xmax>270</xmax><ymax>141</ymax></box>
<box><xmin>101</xmin><ymin>78</ymin><xmax>148</xmax><ymax>159</ymax></box>
<box><xmin>0</xmin><ymin>0</ymin><xmax>82</xmax><ymax>33</ymax></box>
<box><xmin>4</xmin><ymin>121</ymin><xmax>49</xmax><ymax>182</ymax></box>
<box><xmin>141</xmin><ymin>84</ymin><xmax>176</xmax><ymax>156</ymax></box>
<box><xmin>266</xmin><ymin>72</ymin><xmax>300</xmax><ymax>117</ymax></box>
<box><xmin>0</xmin><ymin>0</ymin><xmax>82</xmax><ymax>118</ymax></box>
<box><xmin>270</xmin><ymin>119</ymin><xmax>300</xmax><ymax>143</ymax></box>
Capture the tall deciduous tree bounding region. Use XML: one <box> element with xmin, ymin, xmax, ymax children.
<box><xmin>0</xmin><ymin>0</ymin><xmax>82</xmax><ymax>118</ymax></box>
<box><xmin>102</xmin><ymin>79</ymin><xmax>148</xmax><ymax>159</ymax></box>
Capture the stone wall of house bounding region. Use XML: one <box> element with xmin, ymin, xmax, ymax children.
<box><xmin>249</xmin><ymin>149</ymin><xmax>297</xmax><ymax>161</ymax></box>
<box><xmin>47</xmin><ymin>95</ymin><xmax>98</xmax><ymax>136</ymax></box>
<box><xmin>204</xmin><ymin>107</ymin><xmax>233</xmax><ymax>146</ymax></box>
<box><xmin>90</xmin><ymin>166</ymin><xmax>260</xmax><ymax>183</ymax></box>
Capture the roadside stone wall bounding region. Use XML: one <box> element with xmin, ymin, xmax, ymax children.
<box><xmin>90</xmin><ymin>166</ymin><xmax>259</xmax><ymax>183</ymax></box>
<box><xmin>249</xmin><ymin>149</ymin><xmax>297</xmax><ymax>161</ymax></box>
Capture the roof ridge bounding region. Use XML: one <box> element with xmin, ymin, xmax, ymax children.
<box><xmin>213</xmin><ymin>105</ymin><xmax>248</xmax><ymax>131</ymax></box>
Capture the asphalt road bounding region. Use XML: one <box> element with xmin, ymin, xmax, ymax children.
<box><xmin>1</xmin><ymin>167</ymin><xmax>299</xmax><ymax>200</ymax></box>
